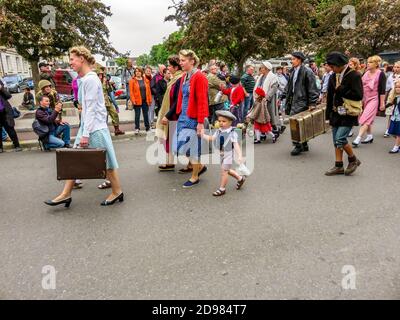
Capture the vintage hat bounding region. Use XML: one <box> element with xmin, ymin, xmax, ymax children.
<box><xmin>292</xmin><ymin>51</ymin><xmax>306</xmax><ymax>62</ymax></box>
<box><xmin>326</xmin><ymin>51</ymin><xmax>349</xmax><ymax>67</ymax></box>
<box><xmin>260</xmin><ymin>61</ymin><xmax>273</xmax><ymax>70</ymax></box>
<box><xmin>38</xmin><ymin>80</ymin><xmax>52</xmax><ymax>91</ymax></box>
<box><xmin>255</xmin><ymin>87</ymin><xmax>266</xmax><ymax>97</ymax></box>
<box><xmin>229</xmin><ymin>75</ymin><xmax>241</xmax><ymax>85</ymax></box>
<box><xmin>215</xmin><ymin>110</ymin><xmax>237</xmax><ymax>122</ymax></box>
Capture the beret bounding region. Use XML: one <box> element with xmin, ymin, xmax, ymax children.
<box><xmin>215</xmin><ymin>110</ymin><xmax>237</xmax><ymax>122</ymax></box>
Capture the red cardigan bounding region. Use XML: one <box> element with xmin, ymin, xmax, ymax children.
<box><xmin>222</xmin><ymin>85</ymin><xmax>246</xmax><ymax>106</ymax></box>
<box><xmin>176</xmin><ymin>70</ymin><xmax>209</xmax><ymax>124</ymax></box>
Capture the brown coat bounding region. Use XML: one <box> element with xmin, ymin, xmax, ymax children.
<box><xmin>248</xmin><ymin>98</ymin><xmax>271</xmax><ymax>124</ymax></box>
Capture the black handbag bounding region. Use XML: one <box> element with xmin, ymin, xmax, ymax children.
<box><xmin>12</xmin><ymin>107</ymin><xmax>21</xmax><ymax>118</ymax></box>
<box><xmin>32</xmin><ymin>120</ymin><xmax>49</xmax><ymax>139</ymax></box>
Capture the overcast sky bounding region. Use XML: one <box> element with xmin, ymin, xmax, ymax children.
<box><xmin>101</xmin><ymin>0</ymin><xmax>179</xmax><ymax>57</ymax></box>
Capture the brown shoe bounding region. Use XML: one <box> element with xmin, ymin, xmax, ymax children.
<box><xmin>114</xmin><ymin>126</ymin><xmax>125</xmax><ymax>136</ymax></box>
<box><xmin>325</xmin><ymin>166</ymin><xmax>345</xmax><ymax>176</ymax></box>
<box><xmin>345</xmin><ymin>159</ymin><xmax>361</xmax><ymax>176</ymax></box>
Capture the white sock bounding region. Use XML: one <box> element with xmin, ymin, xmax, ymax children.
<box><xmin>354</xmin><ymin>136</ymin><xmax>361</xmax><ymax>144</ymax></box>
<box><xmin>391</xmin><ymin>145</ymin><xmax>399</xmax><ymax>152</ymax></box>
<box><xmin>255</xmin><ymin>130</ymin><xmax>261</xmax><ymax>141</ymax></box>
<box><xmin>268</xmin><ymin>132</ymin><xmax>275</xmax><ymax>139</ymax></box>
<box><xmin>364</xmin><ymin>134</ymin><xmax>373</xmax><ymax>141</ymax></box>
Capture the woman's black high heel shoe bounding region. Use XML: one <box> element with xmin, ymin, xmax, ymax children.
<box><xmin>101</xmin><ymin>193</ymin><xmax>124</xmax><ymax>206</ymax></box>
<box><xmin>44</xmin><ymin>198</ymin><xmax>72</xmax><ymax>208</ymax></box>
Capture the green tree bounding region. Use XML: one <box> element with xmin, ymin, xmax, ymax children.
<box><xmin>114</xmin><ymin>51</ymin><xmax>131</xmax><ymax>68</ymax></box>
<box><xmin>136</xmin><ymin>54</ymin><xmax>152</xmax><ymax>67</ymax></box>
<box><xmin>149</xmin><ymin>43</ymin><xmax>171</xmax><ymax>66</ymax></box>
<box><xmin>314</xmin><ymin>0</ymin><xmax>400</xmax><ymax>58</ymax></box>
<box><xmin>166</xmin><ymin>0</ymin><xmax>316</xmax><ymax>74</ymax></box>
<box><xmin>0</xmin><ymin>0</ymin><xmax>116</xmax><ymax>88</ymax></box>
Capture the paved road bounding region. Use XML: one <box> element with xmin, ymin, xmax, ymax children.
<box><xmin>1</xmin><ymin>117</ymin><xmax>399</xmax><ymax>300</ymax></box>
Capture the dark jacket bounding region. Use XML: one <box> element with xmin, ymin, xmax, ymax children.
<box><xmin>165</xmin><ymin>78</ymin><xmax>182</xmax><ymax>121</ymax></box>
<box><xmin>155</xmin><ymin>79</ymin><xmax>167</xmax><ymax>108</ymax></box>
<box><xmin>241</xmin><ymin>73</ymin><xmax>256</xmax><ymax>94</ymax></box>
<box><xmin>283</xmin><ymin>65</ymin><xmax>320</xmax><ymax>115</ymax></box>
<box><xmin>326</xmin><ymin>66</ymin><xmax>363</xmax><ymax>127</ymax></box>
<box><xmin>0</xmin><ymin>80</ymin><xmax>15</xmax><ymax>127</ymax></box>
<box><xmin>40</xmin><ymin>71</ymin><xmax>56</xmax><ymax>88</ymax></box>
<box><xmin>35</xmin><ymin>107</ymin><xmax>60</xmax><ymax>141</ymax></box>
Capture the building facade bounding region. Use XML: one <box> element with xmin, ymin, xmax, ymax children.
<box><xmin>0</xmin><ymin>47</ymin><xmax>32</xmax><ymax>78</ymax></box>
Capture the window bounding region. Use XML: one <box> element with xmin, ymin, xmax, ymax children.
<box><xmin>6</xmin><ymin>55</ymin><xmax>12</xmax><ymax>72</ymax></box>
<box><xmin>16</xmin><ymin>57</ymin><xmax>22</xmax><ymax>72</ymax></box>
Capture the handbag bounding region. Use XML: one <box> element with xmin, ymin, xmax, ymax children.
<box><xmin>214</xmin><ymin>91</ymin><xmax>223</xmax><ymax>104</ymax></box>
<box><xmin>343</xmin><ymin>98</ymin><xmax>362</xmax><ymax>116</ymax></box>
<box><xmin>12</xmin><ymin>107</ymin><xmax>21</xmax><ymax>118</ymax></box>
<box><xmin>56</xmin><ymin>148</ymin><xmax>107</xmax><ymax>180</ymax></box>
<box><xmin>32</xmin><ymin>119</ymin><xmax>49</xmax><ymax>139</ymax></box>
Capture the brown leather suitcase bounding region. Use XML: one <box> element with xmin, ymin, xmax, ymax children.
<box><xmin>290</xmin><ymin>111</ymin><xmax>314</xmax><ymax>143</ymax></box>
<box><xmin>311</xmin><ymin>107</ymin><xmax>326</xmax><ymax>137</ymax></box>
<box><xmin>290</xmin><ymin>106</ymin><xmax>328</xmax><ymax>143</ymax></box>
<box><xmin>56</xmin><ymin>148</ymin><xmax>107</xmax><ymax>180</ymax></box>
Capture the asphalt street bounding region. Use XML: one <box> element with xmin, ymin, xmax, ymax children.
<box><xmin>1</xmin><ymin>117</ymin><xmax>399</xmax><ymax>300</ymax></box>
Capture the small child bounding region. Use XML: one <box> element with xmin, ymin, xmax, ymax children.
<box><xmin>387</xmin><ymin>81</ymin><xmax>400</xmax><ymax>153</ymax></box>
<box><xmin>220</xmin><ymin>75</ymin><xmax>246</xmax><ymax>126</ymax></box>
<box><xmin>202</xmin><ymin>110</ymin><xmax>246</xmax><ymax>197</ymax></box>
<box><xmin>247</xmin><ymin>87</ymin><xmax>276</xmax><ymax>144</ymax></box>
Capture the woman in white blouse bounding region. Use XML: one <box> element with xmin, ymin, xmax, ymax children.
<box><xmin>45</xmin><ymin>46</ymin><xmax>124</xmax><ymax>208</ymax></box>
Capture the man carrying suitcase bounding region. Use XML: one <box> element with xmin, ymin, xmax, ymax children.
<box><xmin>283</xmin><ymin>52</ymin><xmax>320</xmax><ymax>156</ymax></box>
<box><xmin>325</xmin><ymin>52</ymin><xmax>363</xmax><ymax>176</ymax></box>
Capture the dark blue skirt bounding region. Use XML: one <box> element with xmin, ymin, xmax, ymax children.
<box><xmin>388</xmin><ymin>120</ymin><xmax>400</xmax><ymax>136</ymax></box>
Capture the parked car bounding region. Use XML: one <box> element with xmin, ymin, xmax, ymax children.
<box><xmin>0</xmin><ymin>77</ymin><xmax>9</xmax><ymax>90</ymax></box>
<box><xmin>53</xmin><ymin>69</ymin><xmax>78</xmax><ymax>95</ymax></box>
<box><xmin>22</xmin><ymin>77</ymin><xmax>34</xmax><ymax>90</ymax></box>
<box><xmin>110</xmin><ymin>75</ymin><xmax>123</xmax><ymax>90</ymax></box>
<box><xmin>2</xmin><ymin>74</ymin><xmax>28</xmax><ymax>93</ymax></box>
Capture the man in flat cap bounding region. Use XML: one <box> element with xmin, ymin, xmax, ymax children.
<box><xmin>325</xmin><ymin>51</ymin><xmax>363</xmax><ymax>176</ymax></box>
<box><xmin>282</xmin><ymin>52</ymin><xmax>320</xmax><ymax>156</ymax></box>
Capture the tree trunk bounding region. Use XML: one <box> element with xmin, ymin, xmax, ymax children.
<box><xmin>237</xmin><ymin>56</ymin><xmax>247</xmax><ymax>76</ymax></box>
<box><xmin>30</xmin><ymin>59</ymin><xmax>40</xmax><ymax>96</ymax></box>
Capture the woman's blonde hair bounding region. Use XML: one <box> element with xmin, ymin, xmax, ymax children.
<box><xmin>387</xmin><ymin>81</ymin><xmax>400</xmax><ymax>104</ymax></box>
<box><xmin>179</xmin><ymin>49</ymin><xmax>200</xmax><ymax>67</ymax></box>
<box><xmin>394</xmin><ymin>61</ymin><xmax>400</xmax><ymax>68</ymax></box>
<box><xmin>69</xmin><ymin>46</ymin><xmax>96</xmax><ymax>65</ymax></box>
<box><xmin>367</xmin><ymin>55</ymin><xmax>382</xmax><ymax>68</ymax></box>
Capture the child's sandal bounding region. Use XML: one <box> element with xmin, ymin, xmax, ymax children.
<box><xmin>236</xmin><ymin>176</ymin><xmax>246</xmax><ymax>190</ymax></box>
<box><xmin>213</xmin><ymin>189</ymin><xmax>226</xmax><ymax>197</ymax></box>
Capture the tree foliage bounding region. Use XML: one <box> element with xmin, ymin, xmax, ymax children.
<box><xmin>166</xmin><ymin>0</ymin><xmax>317</xmax><ymax>73</ymax></box>
<box><xmin>0</xmin><ymin>0</ymin><xmax>116</xmax><ymax>86</ymax></box>
<box><xmin>314</xmin><ymin>0</ymin><xmax>400</xmax><ymax>58</ymax></box>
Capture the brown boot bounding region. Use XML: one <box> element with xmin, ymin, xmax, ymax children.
<box><xmin>114</xmin><ymin>126</ymin><xmax>125</xmax><ymax>136</ymax></box>
<box><xmin>325</xmin><ymin>166</ymin><xmax>345</xmax><ymax>176</ymax></box>
<box><xmin>345</xmin><ymin>158</ymin><xmax>361</xmax><ymax>176</ymax></box>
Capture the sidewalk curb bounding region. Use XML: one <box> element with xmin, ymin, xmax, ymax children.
<box><xmin>15</xmin><ymin>120</ymin><xmax>135</xmax><ymax>133</ymax></box>
<box><xmin>2</xmin><ymin>130</ymin><xmax>151</xmax><ymax>152</ymax></box>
